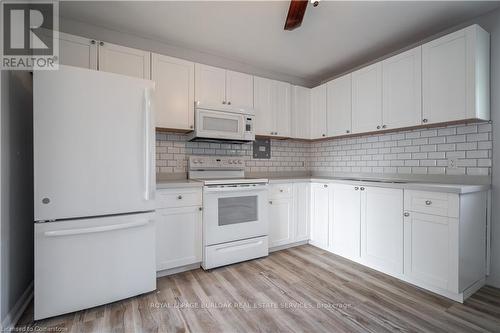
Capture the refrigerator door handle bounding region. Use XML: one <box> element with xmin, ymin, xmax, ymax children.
<box><xmin>144</xmin><ymin>88</ymin><xmax>153</xmax><ymax>201</ymax></box>
<box><xmin>43</xmin><ymin>220</ymin><xmax>151</xmax><ymax>237</ymax></box>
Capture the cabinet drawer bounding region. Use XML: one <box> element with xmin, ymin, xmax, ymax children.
<box><xmin>269</xmin><ymin>184</ymin><xmax>293</xmax><ymax>199</ymax></box>
<box><xmin>404</xmin><ymin>190</ymin><xmax>458</xmax><ymax>218</ymax></box>
<box><xmin>156</xmin><ymin>188</ymin><xmax>202</xmax><ymax>209</ymax></box>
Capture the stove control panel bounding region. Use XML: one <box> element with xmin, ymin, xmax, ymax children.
<box><xmin>189</xmin><ymin>155</ymin><xmax>245</xmax><ymax>170</ymax></box>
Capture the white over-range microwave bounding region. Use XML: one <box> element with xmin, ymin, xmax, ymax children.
<box><xmin>187</xmin><ymin>104</ymin><xmax>255</xmax><ymax>143</ymax></box>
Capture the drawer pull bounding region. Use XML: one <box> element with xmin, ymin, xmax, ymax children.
<box><xmin>177</xmin><ymin>195</ymin><xmax>183</xmax><ymax>200</ymax></box>
<box><xmin>425</xmin><ymin>200</ymin><xmax>432</xmax><ymax>205</ymax></box>
<box><xmin>354</xmin><ymin>187</ymin><xmax>359</xmax><ymax>190</ymax></box>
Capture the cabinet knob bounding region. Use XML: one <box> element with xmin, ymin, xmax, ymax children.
<box><xmin>199</xmin><ymin>207</ymin><xmax>203</xmax><ymax>211</ymax></box>
<box><xmin>382</xmin><ymin>125</ymin><xmax>387</xmax><ymax>129</ymax></box>
<box><xmin>404</xmin><ymin>212</ymin><xmax>410</xmax><ymax>217</ymax></box>
<box><xmin>322</xmin><ymin>134</ymin><xmax>326</xmax><ymax>137</ymax></box>
<box><xmin>227</xmin><ymin>101</ymin><xmax>231</xmax><ymax>105</ymax></box>
<box><xmin>360</xmin><ymin>187</ymin><xmax>365</xmax><ymax>191</ymax></box>
<box><xmin>425</xmin><ymin>200</ymin><xmax>432</xmax><ymax>205</ymax></box>
<box><xmin>177</xmin><ymin>195</ymin><xmax>183</xmax><ymax>200</ymax></box>
<box><xmin>99</xmin><ymin>41</ymin><xmax>104</xmax><ymax>46</ymax></box>
<box><xmin>90</xmin><ymin>40</ymin><xmax>96</xmax><ymax>45</ymax></box>
<box><xmin>189</xmin><ymin>125</ymin><xmax>194</xmax><ymax>129</ymax></box>
<box><xmin>269</xmin><ymin>201</ymin><xmax>273</xmax><ymax>204</ymax></box>
<box><xmin>346</xmin><ymin>130</ymin><xmax>350</xmax><ymax>134</ymax></box>
<box><xmin>280</xmin><ymin>189</ymin><xmax>284</xmax><ymax>193</ymax></box>
<box><xmin>376</xmin><ymin>125</ymin><xmax>381</xmax><ymax>130</ymax></box>
<box><xmin>422</xmin><ymin>119</ymin><xmax>428</xmax><ymax>123</ymax></box>
<box><xmin>354</xmin><ymin>186</ymin><xmax>359</xmax><ymax>190</ymax></box>
<box><xmin>323</xmin><ymin>184</ymin><xmax>328</xmax><ymax>188</ymax></box>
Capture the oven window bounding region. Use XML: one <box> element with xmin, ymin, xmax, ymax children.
<box><xmin>203</xmin><ymin>116</ymin><xmax>239</xmax><ymax>133</ymax></box>
<box><xmin>218</xmin><ymin>196</ymin><xmax>258</xmax><ymax>226</ymax></box>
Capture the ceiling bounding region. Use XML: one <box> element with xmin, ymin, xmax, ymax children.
<box><xmin>60</xmin><ymin>1</ymin><xmax>500</xmax><ymax>85</ymax></box>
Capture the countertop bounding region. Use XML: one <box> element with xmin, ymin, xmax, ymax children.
<box><xmin>156</xmin><ymin>175</ymin><xmax>490</xmax><ymax>194</ymax></box>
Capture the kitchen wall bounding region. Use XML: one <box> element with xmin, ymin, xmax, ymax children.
<box><xmin>0</xmin><ymin>72</ymin><xmax>34</xmax><ymax>328</ymax></box>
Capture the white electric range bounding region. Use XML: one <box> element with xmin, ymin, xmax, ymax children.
<box><xmin>188</xmin><ymin>155</ymin><xmax>269</xmax><ymax>269</ymax></box>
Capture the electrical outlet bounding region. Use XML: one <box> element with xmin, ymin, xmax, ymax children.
<box><xmin>448</xmin><ymin>158</ymin><xmax>458</xmax><ymax>169</ymax></box>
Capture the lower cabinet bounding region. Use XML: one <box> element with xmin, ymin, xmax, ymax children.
<box><xmin>268</xmin><ymin>183</ymin><xmax>310</xmax><ymax>249</ymax></box>
<box><xmin>360</xmin><ymin>186</ymin><xmax>404</xmax><ymax>276</ymax></box>
<box><xmin>155</xmin><ymin>188</ymin><xmax>202</xmax><ymax>272</ymax></box>
<box><xmin>310</xmin><ymin>183</ymin><xmax>331</xmax><ymax>249</ymax></box>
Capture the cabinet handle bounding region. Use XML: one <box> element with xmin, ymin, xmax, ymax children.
<box><xmin>269</xmin><ymin>201</ymin><xmax>273</xmax><ymax>204</ymax></box>
<box><xmin>346</xmin><ymin>130</ymin><xmax>350</xmax><ymax>134</ymax></box>
<box><xmin>425</xmin><ymin>200</ymin><xmax>432</xmax><ymax>205</ymax></box>
<box><xmin>404</xmin><ymin>212</ymin><xmax>410</xmax><ymax>217</ymax></box>
<box><xmin>376</xmin><ymin>125</ymin><xmax>381</xmax><ymax>130</ymax></box>
<box><xmin>99</xmin><ymin>41</ymin><xmax>104</xmax><ymax>46</ymax></box>
<box><xmin>227</xmin><ymin>101</ymin><xmax>231</xmax><ymax>105</ymax></box>
<box><xmin>177</xmin><ymin>195</ymin><xmax>183</xmax><ymax>200</ymax></box>
<box><xmin>360</xmin><ymin>187</ymin><xmax>365</xmax><ymax>191</ymax></box>
<box><xmin>422</xmin><ymin>119</ymin><xmax>428</xmax><ymax>123</ymax></box>
<box><xmin>354</xmin><ymin>186</ymin><xmax>359</xmax><ymax>190</ymax></box>
<box><xmin>382</xmin><ymin>125</ymin><xmax>387</xmax><ymax>129</ymax></box>
<box><xmin>323</xmin><ymin>184</ymin><xmax>328</xmax><ymax>188</ymax></box>
<box><xmin>222</xmin><ymin>101</ymin><xmax>227</xmax><ymax>104</ymax></box>
<box><xmin>90</xmin><ymin>40</ymin><xmax>96</xmax><ymax>45</ymax></box>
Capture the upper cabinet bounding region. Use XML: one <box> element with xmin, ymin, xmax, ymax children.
<box><xmin>98</xmin><ymin>41</ymin><xmax>151</xmax><ymax>79</ymax></box>
<box><xmin>254</xmin><ymin>77</ymin><xmax>291</xmax><ymax>137</ymax></box>
<box><xmin>422</xmin><ymin>25</ymin><xmax>490</xmax><ymax>124</ymax></box>
<box><xmin>382</xmin><ymin>47</ymin><xmax>422</xmax><ymax>129</ymax></box>
<box><xmin>310</xmin><ymin>83</ymin><xmax>327</xmax><ymax>139</ymax></box>
<box><xmin>57</xmin><ymin>32</ymin><xmax>97</xmax><ymax>70</ymax></box>
<box><xmin>327</xmin><ymin>74</ymin><xmax>352</xmax><ymax>136</ymax></box>
<box><xmin>195</xmin><ymin>64</ymin><xmax>253</xmax><ymax>110</ymax></box>
<box><xmin>352</xmin><ymin>62</ymin><xmax>383</xmax><ymax>134</ymax></box>
<box><xmin>152</xmin><ymin>54</ymin><xmax>195</xmax><ymax>131</ymax></box>
<box><xmin>291</xmin><ymin>86</ymin><xmax>311</xmax><ymax>140</ymax></box>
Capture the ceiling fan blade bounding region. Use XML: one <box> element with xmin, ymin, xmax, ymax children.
<box><xmin>284</xmin><ymin>0</ymin><xmax>308</xmax><ymax>31</ymax></box>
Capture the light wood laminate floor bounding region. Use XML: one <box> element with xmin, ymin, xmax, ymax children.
<box><xmin>17</xmin><ymin>245</ymin><xmax>500</xmax><ymax>332</ymax></box>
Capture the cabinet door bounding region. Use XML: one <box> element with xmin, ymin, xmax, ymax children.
<box><xmin>273</xmin><ymin>80</ymin><xmax>291</xmax><ymax>137</ymax></box>
<box><xmin>293</xmin><ymin>183</ymin><xmax>310</xmax><ymax>241</ymax></box>
<box><xmin>98</xmin><ymin>42</ymin><xmax>150</xmax><ymax>79</ymax></box>
<box><xmin>226</xmin><ymin>70</ymin><xmax>253</xmax><ymax>110</ymax></box>
<box><xmin>155</xmin><ymin>206</ymin><xmax>202</xmax><ymax>271</ymax></box>
<box><xmin>404</xmin><ymin>212</ymin><xmax>458</xmax><ymax>292</ymax></box>
<box><xmin>57</xmin><ymin>32</ymin><xmax>97</xmax><ymax>69</ymax></box>
<box><xmin>253</xmin><ymin>76</ymin><xmax>274</xmax><ymax>136</ymax></box>
<box><xmin>310</xmin><ymin>84</ymin><xmax>327</xmax><ymax>139</ymax></box>
<box><xmin>361</xmin><ymin>186</ymin><xmax>403</xmax><ymax>276</ymax></box>
<box><xmin>195</xmin><ymin>64</ymin><xmax>226</xmax><ymax>107</ymax></box>
<box><xmin>269</xmin><ymin>198</ymin><xmax>294</xmax><ymax>248</ymax></box>
<box><xmin>383</xmin><ymin>47</ymin><xmax>422</xmax><ymax>129</ymax></box>
<box><xmin>152</xmin><ymin>54</ymin><xmax>194</xmax><ymax>131</ymax></box>
<box><xmin>331</xmin><ymin>184</ymin><xmax>361</xmax><ymax>261</ymax></box>
<box><xmin>291</xmin><ymin>86</ymin><xmax>311</xmax><ymax>139</ymax></box>
<box><xmin>310</xmin><ymin>183</ymin><xmax>330</xmax><ymax>249</ymax></box>
<box><xmin>327</xmin><ymin>74</ymin><xmax>352</xmax><ymax>136</ymax></box>
<box><xmin>352</xmin><ymin>63</ymin><xmax>382</xmax><ymax>134</ymax></box>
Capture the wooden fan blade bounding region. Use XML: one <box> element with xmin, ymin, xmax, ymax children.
<box><xmin>284</xmin><ymin>0</ymin><xmax>308</xmax><ymax>31</ymax></box>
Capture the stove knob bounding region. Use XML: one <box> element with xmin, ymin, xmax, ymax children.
<box><xmin>192</xmin><ymin>160</ymin><xmax>198</xmax><ymax>164</ymax></box>
<box><xmin>238</xmin><ymin>160</ymin><xmax>243</xmax><ymax>164</ymax></box>
<box><xmin>228</xmin><ymin>160</ymin><xmax>233</xmax><ymax>164</ymax></box>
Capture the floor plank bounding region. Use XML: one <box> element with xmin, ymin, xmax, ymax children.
<box><xmin>15</xmin><ymin>245</ymin><xmax>500</xmax><ymax>333</ymax></box>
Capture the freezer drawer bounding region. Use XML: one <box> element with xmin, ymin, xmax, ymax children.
<box><xmin>34</xmin><ymin>212</ymin><xmax>156</xmax><ymax>320</ymax></box>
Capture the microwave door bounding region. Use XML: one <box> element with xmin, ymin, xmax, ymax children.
<box><xmin>196</xmin><ymin>110</ymin><xmax>245</xmax><ymax>140</ymax></box>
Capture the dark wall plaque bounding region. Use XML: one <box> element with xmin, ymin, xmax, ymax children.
<box><xmin>253</xmin><ymin>138</ymin><xmax>271</xmax><ymax>159</ymax></box>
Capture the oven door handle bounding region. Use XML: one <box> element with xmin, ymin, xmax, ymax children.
<box><xmin>204</xmin><ymin>185</ymin><xmax>268</xmax><ymax>193</ymax></box>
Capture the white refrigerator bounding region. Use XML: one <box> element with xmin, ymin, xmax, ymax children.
<box><xmin>33</xmin><ymin>66</ymin><xmax>156</xmax><ymax>320</ymax></box>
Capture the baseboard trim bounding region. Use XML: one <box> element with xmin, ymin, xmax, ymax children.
<box><xmin>1</xmin><ymin>281</ymin><xmax>33</xmax><ymax>329</ymax></box>
<box><xmin>269</xmin><ymin>240</ymin><xmax>309</xmax><ymax>253</ymax></box>
<box><xmin>156</xmin><ymin>263</ymin><xmax>201</xmax><ymax>278</ymax></box>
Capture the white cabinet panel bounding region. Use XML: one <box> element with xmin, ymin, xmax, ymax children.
<box><xmin>293</xmin><ymin>183</ymin><xmax>310</xmax><ymax>241</ymax></box>
<box><xmin>254</xmin><ymin>76</ymin><xmax>274</xmax><ymax>135</ymax></box>
<box><xmin>195</xmin><ymin>64</ymin><xmax>226</xmax><ymax>107</ymax></box>
<box><xmin>291</xmin><ymin>86</ymin><xmax>311</xmax><ymax>140</ymax></box>
<box><xmin>327</xmin><ymin>74</ymin><xmax>352</xmax><ymax>136</ymax></box>
<box><xmin>382</xmin><ymin>47</ymin><xmax>422</xmax><ymax>129</ymax></box>
<box><xmin>361</xmin><ymin>186</ymin><xmax>403</xmax><ymax>276</ymax></box>
<box><xmin>156</xmin><ymin>206</ymin><xmax>202</xmax><ymax>271</ymax></box>
<box><xmin>226</xmin><ymin>70</ymin><xmax>253</xmax><ymax>110</ymax></box>
<box><xmin>57</xmin><ymin>32</ymin><xmax>97</xmax><ymax>70</ymax></box>
<box><xmin>422</xmin><ymin>25</ymin><xmax>490</xmax><ymax>123</ymax></box>
<box><xmin>269</xmin><ymin>198</ymin><xmax>294</xmax><ymax>248</ymax></box>
<box><xmin>273</xmin><ymin>80</ymin><xmax>291</xmax><ymax>137</ymax></box>
<box><xmin>404</xmin><ymin>212</ymin><xmax>458</xmax><ymax>291</ymax></box>
<box><xmin>310</xmin><ymin>84</ymin><xmax>327</xmax><ymax>139</ymax></box>
<box><xmin>352</xmin><ymin>63</ymin><xmax>383</xmax><ymax>134</ymax></box>
<box><xmin>98</xmin><ymin>42</ymin><xmax>150</xmax><ymax>79</ymax></box>
<box><xmin>310</xmin><ymin>183</ymin><xmax>330</xmax><ymax>249</ymax></box>
<box><xmin>152</xmin><ymin>54</ymin><xmax>194</xmax><ymax>131</ymax></box>
<box><xmin>331</xmin><ymin>184</ymin><xmax>360</xmax><ymax>261</ymax></box>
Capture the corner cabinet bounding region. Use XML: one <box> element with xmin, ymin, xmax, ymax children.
<box><xmin>152</xmin><ymin>54</ymin><xmax>195</xmax><ymax>131</ymax></box>
<box><xmin>291</xmin><ymin>86</ymin><xmax>311</xmax><ymax>140</ymax></box>
<box><xmin>422</xmin><ymin>25</ymin><xmax>490</xmax><ymax>124</ymax></box>
<box><xmin>310</xmin><ymin>183</ymin><xmax>331</xmax><ymax>249</ymax></box>
<box><xmin>254</xmin><ymin>77</ymin><xmax>291</xmax><ymax>137</ymax></box>
<box><xmin>310</xmin><ymin>84</ymin><xmax>327</xmax><ymax>139</ymax></box>
<box><xmin>327</xmin><ymin>74</ymin><xmax>352</xmax><ymax>137</ymax></box>
<box><xmin>155</xmin><ymin>188</ymin><xmax>202</xmax><ymax>272</ymax></box>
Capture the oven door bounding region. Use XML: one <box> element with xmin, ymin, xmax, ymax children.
<box><xmin>195</xmin><ymin>109</ymin><xmax>245</xmax><ymax>141</ymax></box>
<box><xmin>203</xmin><ymin>184</ymin><xmax>268</xmax><ymax>246</ymax></box>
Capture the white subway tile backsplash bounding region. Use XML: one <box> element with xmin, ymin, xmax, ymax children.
<box><xmin>157</xmin><ymin>123</ymin><xmax>492</xmax><ymax>177</ymax></box>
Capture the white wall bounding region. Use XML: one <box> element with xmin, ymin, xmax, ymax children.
<box><xmin>0</xmin><ymin>71</ymin><xmax>34</xmax><ymax>327</ymax></box>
